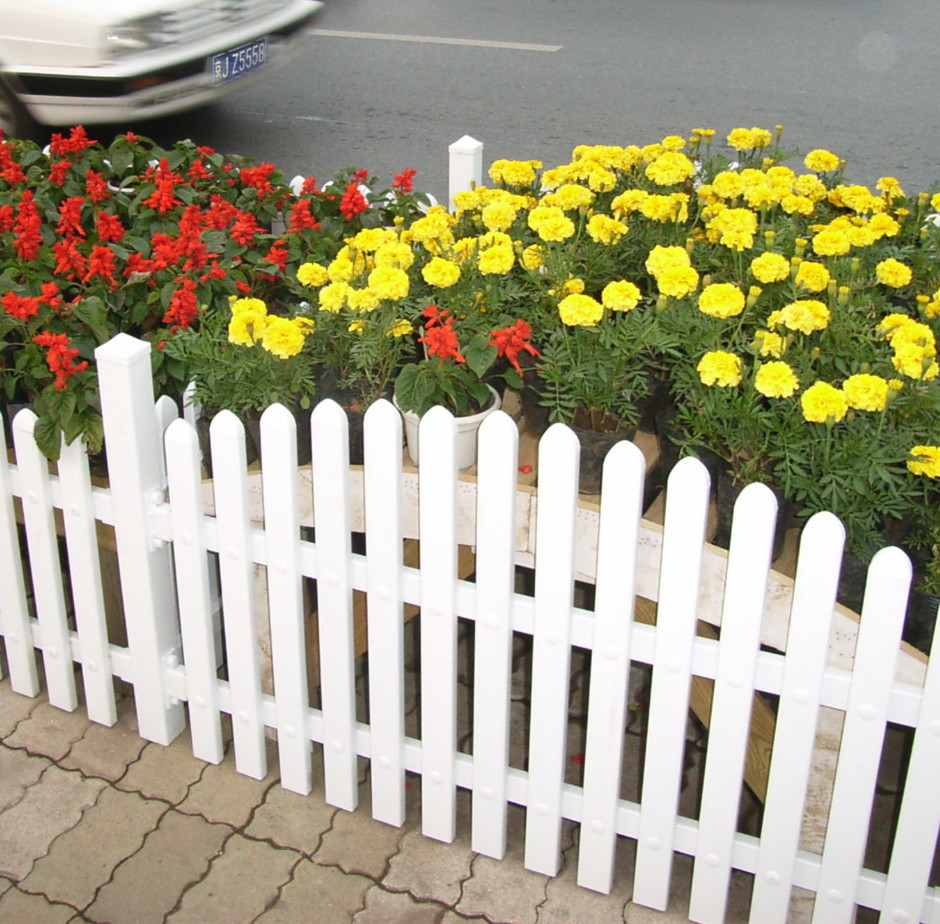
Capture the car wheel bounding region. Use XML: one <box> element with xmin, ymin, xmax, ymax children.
<box><xmin>0</xmin><ymin>78</ymin><xmax>41</xmax><ymax>141</ymax></box>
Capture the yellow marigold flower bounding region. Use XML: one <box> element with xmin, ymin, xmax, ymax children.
<box><xmin>586</xmin><ymin>213</ymin><xmax>628</xmax><ymax>244</ymax></box>
<box><xmin>560</xmin><ymin>277</ymin><xmax>585</xmax><ymax>296</ymax></box>
<box><xmin>698</xmin><ymin>282</ymin><xmax>745</xmax><ymax>318</ymax></box>
<box><xmin>878</xmin><ymin>312</ymin><xmax>917</xmax><ymax>340</ymax></box>
<box><xmin>348</xmin><ymin>287</ymin><xmax>381</xmax><ymax>312</ymax></box>
<box><xmin>832</xmin><ymin>185</ymin><xmax>882</xmax><ymax>214</ymax></box>
<box><xmin>712</xmin><ymin>171</ymin><xmax>747</xmax><ymax>200</ymax></box>
<box><xmin>645</xmin><ymin>151</ymin><xmax>695</xmax><ymax>186</ymax></box>
<box><xmin>875</xmin><ymin>257</ymin><xmax>913</xmax><ymax>288</ymax></box>
<box><xmin>781</xmin><ymin>194</ymin><xmax>815</xmax><ymax>216</ymax></box>
<box><xmin>755</xmin><ymin>361</ymin><xmax>799</xmax><ymax>398</ymax></box>
<box><xmin>804</xmin><ymin>149</ymin><xmax>841</xmax><ymax>173</ymax></box>
<box><xmin>907</xmin><ymin>446</ymin><xmax>940</xmax><ymax>478</ymax></box>
<box><xmin>367</xmin><ymin>265</ymin><xmax>409</xmax><ymax>301</ymax></box>
<box><xmin>750</xmin><ymin>252</ymin><xmax>790</xmax><ymax>284</ymax></box>
<box><xmin>452</xmin><ymin>189</ymin><xmax>482</xmax><ymax>213</ymax></box>
<box><xmin>611</xmin><ymin>189</ymin><xmax>648</xmax><ymax>216</ymax></box>
<box><xmin>754</xmin><ymin>330</ymin><xmax>785</xmax><ymax>358</ymax></box>
<box><xmin>296</xmin><ymin>262</ymin><xmax>329</xmax><ymax>288</ymax></box>
<box><xmin>793</xmin><ymin>174</ymin><xmax>828</xmax><ymax>201</ymax></box>
<box><xmin>421</xmin><ymin>256</ymin><xmax>461</xmax><ymax>288</ymax></box>
<box><xmin>373</xmin><ymin>241</ymin><xmax>414</xmax><ymax>271</ymax></box>
<box><xmin>645</xmin><ymin>244</ymin><xmax>691</xmax><ymax>276</ymax></box>
<box><xmin>489</xmin><ymin>158</ymin><xmax>542</xmax><ymax>187</ymax></box>
<box><xmin>477</xmin><ymin>245</ymin><xmax>515</xmax><ymax>275</ymax></box>
<box><xmin>261</xmin><ymin>316</ymin><xmax>307</xmax><ymax>359</ymax></box>
<box><xmin>558</xmin><ymin>293</ymin><xmax>604</xmax><ymax>327</ymax></box>
<box><xmin>527</xmin><ymin>205</ymin><xmax>575</xmax><ymax>241</ymax></box>
<box><xmin>777</xmin><ymin>299</ymin><xmax>830</xmax><ymax>335</ymax></box>
<box><xmin>327</xmin><ymin>255</ymin><xmax>356</xmax><ymax>283</ymax></box>
<box><xmin>228</xmin><ymin>300</ymin><xmax>268</xmax><ymax>346</ymax></box>
<box><xmin>892</xmin><ymin>343</ymin><xmax>939</xmax><ymax>380</ymax></box>
<box><xmin>876</xmin><ymin>176</ymin><xmax>905</xmax><ymax>200</ymax></box>
<box><xmin>481</xmin><ymin>201</ymin><xmax>519</xmax><ymax>232</ymax></box>
<box><xmin>408</xmin><ymin>207</ymin><xmax>455</xmax><ymax>244</ymax></box>
<box><xmin>660</xmin><ymin>135</ymin><xmax>687</xmax><ymax>152</ymax></box>
<box><xmin>656</xmin><ymin>265</ymin><xmax>700</xmax><ymax>299</ymax></box>
<box><xmin>727</xmin><ymin>127</ymin><xmax>772</xmax><ymax>151</ymax></box>
<box><xmin>347</xmin><ymin>318</ymin><xmax>366</xmax><ymax>334</ymax></box>
<box><xmin>521</xmin><ymin>244</ymin><xmax>545</xmax><ymax>270</ymax></box>
<box><xmin>811</xmin><ymin>226</ymin><xmax>852</xmax><ymax>257</ymax></box>
<box><xmin>794</xmin><ymin>260</ymin><xmax>831</xmax><ymax>293</ymax></box>
<box><xmin>388</xmin><ymin>318</ymin><xmax>413</xmax><ymax>338</ymax></box>
<box><xmin>351</xmin><ymin>227</ymin><xmax>397</xmax><ymax>253</ymax></box>
<box><xmin>639</xmin><ymin>194</ymin><xmax>684</xmax><ymax>223</ymax></box>
<box><xmin>800</xmin><ymin>381</ymin><xmax>848</xmax><ymax>423</ymax></box>
<box><xmin>843</xmin><ymin>373</ymin><xmax>889</xmax><ymax>412</ymax></box>
<box><xmin>586</xmin><ymin>165</ymin><xmax>618</xmax><ymax>193</ymax></box>
<box><xmin>706</xmin><ymin>208</ymin><xmax>757</xmax><ymax>251</ymax></box>
<box><xmin>318</xmin><ymin>281</ymin><xmax>351</xmax><ymax>313</ymax></box>
<box><xmin>868</xmin><ymin>212</ymin><xmax>900</xmax><ymax>239</ymax></box>
<box><xmin>601</xmin><ymin>280</ymin><xmax>641</xmax><ymax>312</ymax></box>
<box><xmin>543</xmin><ymin>183</ymin><xmax>595</xmax><ymax>211</ymax></box>
<box><xmin>697</xmin><ymin>351</ymin><xmax>743</xmax><ymax>387</ymax></box>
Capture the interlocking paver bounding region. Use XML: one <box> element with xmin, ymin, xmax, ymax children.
<box><xmin>59</xmin><ymin>697</ymin><xmax>145</xmax><ymax>781</ymax></box>
<box><xmin>115</xmin><ymin>730</ymin><xmax>206</xmax><ymax>804</ymax></box>
<box><xmin>384</xmin><ymin>791</ymin><xmax>473</xmax><ymax>905</ymax></box>
<box><xmin>0</xmin><ymin>885</ymin><xmax>79</xmax><ymax>924</ymax></box>
<box><xmin>246</xmin><ymin>780</ymin><xmax>336</xmax><ymax>854</ymax></box>
<box><xmin>85</xmin><ymin>809</ymin><xmax>231</xmax><ymax>924</ymax></box>
<box><xmin>4</xmin><ymin>701</ymin><xmax>92</xmax><ymax>761</ymax></box>
<box><xmin>0</xmin><ymin>764</ymin><xmax>105</xmax><ymax>880</ymax></box>
<box><xmin>20</xmin><ymin>785</ymin><xmax>166</xmax><ymax>908</ymax></box>
<box><xmin>0</xmin><ymin>682</ymin><xmax>41</xmax><ymax>738</ymax></box>
<box><xmin>0</xmin><ymin>746</ymin><xmax>49</xmax><ymax>811</ymax></box>
<box><xmin>177</xmin><ymin>740</ymin><xmax>278</xmax><ymax>826</ymax></box>
<box><xmin>167</xmin><ymin>833</ymin><xmax>300</xmax><ymax>924</ymax></box>
<box><xmin>254</xmin><ymin>859</ymin><xmax>371</xmax><ymax>924</ymax></box>
<box><xmin>316</xmin><ymin>780</ymin><xmax>413</xmax><ymax>879</ymax></box>
<box><xmin>353</xmin><ymin>884</ymin><xmax>447</xmax><ymax>923</ymax></box>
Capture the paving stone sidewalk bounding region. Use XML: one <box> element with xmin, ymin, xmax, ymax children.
<box><xmin>0</xmin><ymin>666</ymin><xmax>760</xmax><ymax>924</ymax></box>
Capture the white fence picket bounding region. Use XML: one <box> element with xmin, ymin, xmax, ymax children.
<box><xmin>12</xmin><ymin>411</ymin><xmax>77</xmax><ymax>712</ymax></box>
<box><xmin>311</xmin><ymin>400</ymin><xmax>358</xmax><ymax>811</ymax></box>
<box><xmin>0</xmin><ymin>409</ymin><xmax>37</xmax><ymax>693</ymax></box>
<box><xmin>689</xmin><ymin>482</ymin><xmax>776</xmax><ymax>923</ymax></box>
<box><xmin>209</xmin><ymin>411</ymin><xmax>268</xmax><ymax>780</ymax></box>
<box><xmin>749</xmin><ymin>512</ymin><xmax>845</xmax><ymax>924</ymax></box>
<box><xmin>471</xmin><ymin>411</ymin><xmax>520</xmax><ymax>859</ymax></box>
<box><xmin>576</xmin><ymin>440</ymin><xmax>646</xmax><ymax>893</ymax></box>
<box><xmin>165</xmin><ymin>419</ymin><xmax>224</xmax><ymax>765</ymax></box>
<box><xmin>881</xmin><ymin>622</ymin><xmax>940</xmax><ymax>924</ymax></box>
<box><xmin>524</xmin><ymin>423</ymin><xmax>581</xmax><ymax>877</ymax></box>
<box><xmin>57</xmin><ymin>435</ymin><xmax>116</xmax><ymax>725</ymax></box>
<box><xmin>260</xmin><ymin>403</ymin><xmax>311</xmax><ymax>795</ymax></box>
<box><xmin>813</xmin><ymin>547</ymin><xmax>911</xmax><ymax>924</ymax></box>
<box><xmin>363</xmin><ymin>400</ymin><xmax>407</xmax><ymax>827</ymax></box>
<box><xmin>418</xmin><ymin>407</ymin><xmax>460</xmax><ymax>843</ymax></box>
<box><xmin>633</xmin><ymin>456</ymin><xmax>711</xmax><ymax>911</ymax></box>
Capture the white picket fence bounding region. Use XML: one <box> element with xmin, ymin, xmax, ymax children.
<box><xmin>1</xmin><ymin>332</ymin><xmax>939</xmax><ymax>924</ymax></box>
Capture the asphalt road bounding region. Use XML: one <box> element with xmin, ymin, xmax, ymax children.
<box><xmin>142</xmin><ymin>0</ymin><xmax>940</xmax><ymax>202</ymax></box>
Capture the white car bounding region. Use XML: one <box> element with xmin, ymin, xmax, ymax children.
<box><xmin>0</xmin><ymin>0</ymin><xmax>323</xmax><ymax>139</ymax></box>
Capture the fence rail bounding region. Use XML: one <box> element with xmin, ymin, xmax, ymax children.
<box><xmin>1</xmin><ymin>331</ymin><xmax>939</xmax><ymax>924</ymax></box>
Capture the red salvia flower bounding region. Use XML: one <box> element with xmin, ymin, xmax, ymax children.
<box><xmin>83</xmin><ymin>244</ymin><xmax>118</xmax><ymax>287</ymax></box>
<box><xmin>263</xmin><ymin>241</ymin><xmax>288</xmax><ymax>273</ymax></box>
<box><xmin>39</xmin><ymin>281</ymin><xmax>64</xmax><ymax>313</ymax></box>
<box><xmin>85</xmin><ymin>169</ymin><xmax>109</xmax><ymax>204</ymax></box>
<box><xmin>142</xmin><ymin>158</ymin><xmax>183</xmax><ymax>215</ymax></box>
<box><xmin>48</xmin><ymin>160</ymin><xmax>70</xmax><ymax>186</ymax></box>
<box><xmin>96</xmin><ymin>211</ymin><xmax>125</xmax><ymax>243</ymax></box>
<box><xmin>0</xmin><ymin>203</ymin><xmax>14</xmax><ymax>232</ymax></box>
<box><xmin>49</xmin><ymin>125</ymin><xmax>95</xmax><ymax>156</ymax></box>
<box><xmin>240</xmin><ymin>162</ymin><xmax>277</xmax><ymax>198</ymax></box>
<box><xmin>288</xmin><ymin>198</ymin><xmax>320</xmax><ymax>232</ymax></box>
<box><xmin>489</xmin><ymin>319</ymin><xmax>540</xmax><ymax>373</ymax></box>
<box><xmin>32</xmin><ymin>331</ymin><xmax>89</xmax><ymax>390</ymax></box>
<box><xmin>162</xmin><ymin>277</ymin><xmax>200</xmax><ymax>329</ymax></box>
<box><xmin>299</xmin><ymin>176</ymin><xmax>319</xmax><ymax>195</ymax></box>
<box><xmin>419</xmin><ymin>308</ymin><xmax>465</xmax><ymax>363</ymax></box>
<box><xmin>56</xmin><ymin>196</ymin><xmax>87</xmax><ymax>238</ymax></box>
<box><xmin>339</xmin><ymin>183</ymin><xmax>368</xmax><ymax>221</ymax></box>
<box><xmin>14</xmin><ymin>190</ymin><xmax>42</xmax><ymax>261</ymax></box>
<box><xmin>230</xmin><ymin>210</ymin><xmax>261</xmax><ymax>245</ymax></box>
<box><xmin>52</xmin><ymin>238</ymin><xmax>87</xmax><ymax>279</ymax></box>
<box><xmin>2</xmin><ymin>291</ymin><xmax>42</xmax><ymax>322</ymax></box>
<box><xmin>393</xmin><ymin>168</ymin><xmax>417</xmax><ymax>193</ymax></box>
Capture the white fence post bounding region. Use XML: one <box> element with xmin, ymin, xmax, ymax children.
<box><xmin>449</xmin><ymin>135</ymin><xmax>484</xmax><ymax>209</ymax></box>
<box><xmin>95</xmin><ymin>333</ymin><xmax>185</xmax><ymax>745</ymax></box>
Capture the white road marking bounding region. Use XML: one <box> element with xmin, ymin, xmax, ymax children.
<box><xmin>307</xmin><ymin>29</ymin><xmax>562</xmax><ymax>53</ymax></box>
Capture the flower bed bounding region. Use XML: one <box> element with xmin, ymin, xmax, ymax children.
<box><xmin>1</xmin><ymin>123</ymin><xmax>938</xmax><ymax>597</ymax></box>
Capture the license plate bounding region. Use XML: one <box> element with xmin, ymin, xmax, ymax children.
<box><xmin>211</xmin><ymin>39</ymin><xmax>267</xmax><ymax>86</ymax></box>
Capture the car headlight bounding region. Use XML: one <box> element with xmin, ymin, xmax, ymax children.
<box><xmin>105</xmin><ymin>17</ymin><xmax>166</xmax><ymax>57</ymax></box>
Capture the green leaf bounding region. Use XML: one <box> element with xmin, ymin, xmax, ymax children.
<box><xmin>33</xmin><ymin>414</ymin><xmax>62</xmax><ymax>462</ymax></box>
